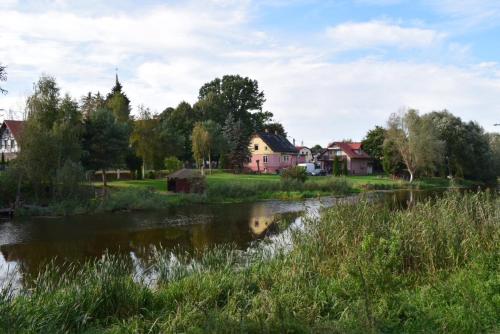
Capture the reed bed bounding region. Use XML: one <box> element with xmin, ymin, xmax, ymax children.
<box><xmin>0</xmin><ymin>192</ymin><xmax>498</xmax><ymax>333</ymax></box>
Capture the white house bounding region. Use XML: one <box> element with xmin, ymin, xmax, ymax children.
<box><xmin>0</xmin><ymin>120</ymin><xmax>24</xmax><ymax>161</ymax></box>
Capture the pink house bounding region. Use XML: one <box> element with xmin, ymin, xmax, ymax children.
<box><xmin>246</xmin><ymin>131</ymin><xmax>298</xmax><ymax>173</ymax></box>
<box><xmin>317</xmin><ymin>141</ymin><xmax>373</xmax><ymax>175</ymax></box>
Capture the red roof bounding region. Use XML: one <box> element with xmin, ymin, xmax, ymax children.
<box><xmin>2</xmin><ymin>120</ymin><xmax>25</xmax><ymax>141</ymax></box>
<box><xmin>328</xmin><ymin>141</ymin><xmax>371</xmax><ymax>159</ymax></box>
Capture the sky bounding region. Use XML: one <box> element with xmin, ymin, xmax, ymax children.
<box><xmin>1</xmin><ymin>0</ymin><xmax>500</xmax><ymax>146</ymax></box>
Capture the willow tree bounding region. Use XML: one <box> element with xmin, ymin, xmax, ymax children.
<box><xmin>192</xmin><ymin>122</ymin><xmax>209</xmax><ymax>175</ymax></box>
<box><xmin>385</xmin><ymin>109</ymin><xmax>444</xmax><ymax>183</ymax></box>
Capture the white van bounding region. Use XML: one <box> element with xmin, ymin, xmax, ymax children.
<box><xmin>298</xmin><ymin>163</ymin><xmax>315</xmax><ymax>175</ymax></box>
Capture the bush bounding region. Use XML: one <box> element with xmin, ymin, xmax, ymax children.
<box><xmin>281</xmin><ymin>166</ymin><xmax>308</xmax><ymax>183</ymax></box>
<box><xmin>164</xmin><ymin>156</ymin><xmax>183</xmax><ymax>174</ymax></box>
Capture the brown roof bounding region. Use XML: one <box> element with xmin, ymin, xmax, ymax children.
<box><xmin>167</xmin><ymin>168</ymin><xmax>202</xmax><ymax>179</ymax></box>
<box><xmin>2</xmin><ymin>120</ymin><xmax>25</xmax><ymax>141</ymax></box>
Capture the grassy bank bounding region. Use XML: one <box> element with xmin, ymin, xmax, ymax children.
<box><xmin>11</xmin><ymin>172</ymin><xmax>479</xmax><ymax>216</ymax></box>
<box><xmin>1</xmin><ymin>193</ymin><xmax>498</xmax><ymax>333</ymax></box>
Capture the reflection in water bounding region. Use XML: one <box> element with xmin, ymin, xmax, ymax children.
<box><xmin>0</xmin><ymin>190</ymin><xmax>447</xmax><ymax>287</ymax></box>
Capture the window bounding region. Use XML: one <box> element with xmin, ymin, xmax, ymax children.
<box><xmin>254</xmin><ymin>144</ymin><xmax>259</xmax><ymax>151</ymax></box>
<box><xmin>283</xmin><ymin>155</ymin><xmax>289</xmax><ymax>162</ymax></box>
<box><xmin>265</xmin><ymin>146</ymin><xmax>268</xmax><ymax>151</ymax></box>
<box><xmin>263</xmin><ymin>155</ymin><xmax>268</xmax><ymax>163</ymax></box>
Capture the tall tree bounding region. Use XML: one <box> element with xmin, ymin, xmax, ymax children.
<box><xmin>202</xmin><ymin>120</ymin><xmax>226</xmax><ymax>172</ymax></box>
<box><xmin>19</xmin><ymin>77</ymin><xmax>83</xmax><ymax>199</ymax></box>
<box><xmin>197</xmin><ymin>75</ymin><xmax>265</xmax><ymax>128</ymax></box>
<box><xmin>130</xmin><ymin>105</ymin><xmax>161</xmax><ymax>174</ymax></box>
<box><xmin>385</xmin><ymin>109</ymin><xmax>444</xmax><ymax>183</ymax></box>
<box><xmin>489</xmin><ymin>133</ymin><xmax>500</xmax><ymax>177</ymax></box>
<box><xmin>191</xmin><ymin>122</ymin><xmax>209</xmax><ymax>175</ymax></box>
<box><xmin>362</xmin><ymin>126</ymin><xmax>386</xmax><ymax>172</ymax></box>
<box><xmin>382</xmin><ymin>138</ymin><xmax>404</xmax><ymax>177</ymax></box>
<box><xmin>223</xmin><ymin>114</ymin><xmax>251</xmax><ymax>171</ymax></box>
<box><xmin>106</xmin><ymin>75</ymin><xmax>131</xmax><ymax>123</ymax></box>
<box><xmin>423</xmin><ymin>111</ymin><xmax>496</xmax><ymax>182</ymax></box>
<box><xmin>0</xmin><ymin>64</ymin><xmax>7</xmax><ymax>94</ymax></box>
<box><xmin>83</xmin><ymin>108</ymin><xmax>129</xmax><ymax>187</ymax></box>
<box><xmin>81</xmin><ymin>92</ymin><xmax>105</xmax><ymax>120</ymax></box>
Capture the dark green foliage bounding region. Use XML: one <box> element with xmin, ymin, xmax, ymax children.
<box><xmin>223</xmin><ymin>114</ymin><xmax>251</xmax><ymax>171</ymax></box>
<box><xmin>197</xmin><ymin>74</ymin><xmax>265</xmax><ymax>127</ymax></box>
<box><xmin>333</xmin><ymin>155</ymin><xmax>341</xmax><ymax>176</ymax></box>
<box><xmin>342</xmin><ymin>158</ymin><xmax>348</xmax><ymax>175</ymax></box>
<box><xmin>82</xmin><ymin>108</ymin><xmax>129</xmax><ymax>186</ymax></box>
<box><xmin>423</xmin><ymin>111</ymin><xmax>496</xmax><ymax>183</ymax></box>
<box><xmin>164</xmin><ymin>156</ymin><xmax>183</xmax><ymax>173</ymax></box>
<box><xmin>311</xmin><ymin>144</ymin><xmax>323</xmax><ymax>155</ymax></box>
<box><xmin>281</xmin><ymin>166</ymin><xmax>308</xmax><ymax>183</ymax></box>
<box><xmin>383</xmin><ymin>138</ymin><xmax>405</xmax><ymax>177</ymax></box>
<box><xmin>362</xmin><ymin>125</ymin><xmax>386</xmax><ymax>172</ymax></box>
<box><xmin>1</xmin><ymin>193</ymin><xmax>497</xmax><ymax>332</ymax></box>
<box><xmin>125</xmin><ymin>148</ymin><xmax>143</xmax><ymax>179</ymax></box>
<box><xmin>106</xmin><ymin>75</ymin><xmax>131</xmax><ymax>123</ymax></box>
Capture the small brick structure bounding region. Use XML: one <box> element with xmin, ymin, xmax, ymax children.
<box><xmin>167</xmin><ymin>169</ymin><xmax>205</xmax><ymax>193</ymax></box>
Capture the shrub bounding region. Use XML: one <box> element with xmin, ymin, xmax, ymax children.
<box><xmin>281</xmin><ymin>166</ymin><xmax>308</xmax><ymax>183</ymax></box>
<box><xmin>164</xmin><ymin>156</ymin><xmax>183</xmax><ymax>173</ymax></box>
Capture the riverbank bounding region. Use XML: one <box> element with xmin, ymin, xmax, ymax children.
<box><xmin>2</xmin><ymin>193</ymin><xmax>498</xmax><ymax>333</ymax></box>
<box><xmin>12</xmin><ymin>172</ymin><xmax>480</xmax><ymax>216</ymax></box>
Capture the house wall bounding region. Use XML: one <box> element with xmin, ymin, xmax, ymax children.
<box><xmin>0</xmin><ymin>126</ymin><xmax>19</xmax><ymax>161</ymax></box>
<box><xmin>246</xmin><ymin>136</ymin><xmax>298</xmax><ymax>173</ymax></box>
<box><xmin>349</xmin><ymin>159</ymin><xmax>371</xmax><ymax>175</ymax></box>
<box><xmin>297</xmin><ymin>148</ymin><xmax>313</xmax><ymax>163</ymax></box>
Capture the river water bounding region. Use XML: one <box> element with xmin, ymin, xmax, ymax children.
<box><xmin>0</xmin><ymin>190</ymin><xmax>444</xmax><ymax>287</ymax></box>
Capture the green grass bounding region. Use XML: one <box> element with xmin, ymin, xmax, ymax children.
<box><xmin>2</xmin><ymin>192</ymin><xmax>498</xmax><ymax>333</ymax></box>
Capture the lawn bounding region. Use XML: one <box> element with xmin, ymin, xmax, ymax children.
<box><xmin>101</xmin><ymin>172</ymin><xmax>456</xmax><ymax>193</ymax></box>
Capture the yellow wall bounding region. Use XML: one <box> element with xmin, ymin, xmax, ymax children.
<box><xmin>249</xmin><ymin>136</ymin><xmax>275</xmax><ymax>154</ymax></box>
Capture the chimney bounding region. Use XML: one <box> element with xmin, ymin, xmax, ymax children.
<box><xmin>293</xmin><ymin>138</ymin><xmax>296</xmax><ymax>146</ymax></box>
<box><xmin>265</xmin><ymin>128</ymin><xmax>269</xmax><ymax>133</ymax></box>
<box><xmin>274</xmin><ymin>130</ymin><xmax>278</xmax><ymax>136</ymax></box>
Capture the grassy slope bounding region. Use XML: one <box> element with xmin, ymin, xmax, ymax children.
<box><xmin>2</xmin><ymin>193</ymin><xmax>498</xmax><ymax>333</ymax></box>
<box><xmin>105</xmin><ymin>172</ymin><xmax>459</xmax><ymax>193</ymax></box>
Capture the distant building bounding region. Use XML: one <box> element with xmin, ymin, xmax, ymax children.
<box><xmin>317</xmin><ymin>141</ymin><xmax>372</xmax><ymax>175</ymax></box>
<box><xmin>0</xmin><ymin>120</ymin><xmax>25</xmax><ymax>161</ymax></box>
<box><xmin>296</xmin><ymin>146</ymin><xmax>313</xmax><ymax>163</ymax></box>
<box><xmin>246</xmin><ymin>131</ymin><xmax>298</xmax><ymax>173</ymax></box>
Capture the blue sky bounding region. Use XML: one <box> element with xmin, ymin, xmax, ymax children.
<box><xmin>1</xmin><ymin>0</ymin><xmax>499</xmax><ymax>145</ymax></box>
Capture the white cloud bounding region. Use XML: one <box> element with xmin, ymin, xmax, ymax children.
<box><xmin>0</xmin><ymin>3</ymin><xmax>499</xmax><ymax>147</ymax></box>
<box><xmin>325</xmin><ymin>21</ymin><xmax>445</xmax><ymax>50</ymax></box>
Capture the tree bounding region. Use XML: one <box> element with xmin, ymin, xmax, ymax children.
<box><xmin>160</xmin><ymin>102</ymin><xmax>199</xmax><ymax>162</ymax></box>
<box><xmin>489</xmin><ymin>133</ymin><xmax>500</xmax><ymax>177</ymax></box>
<box><xmin>18</xmin><ymin>77</ymin><xmax>84</xmax><ymax>199</ymax></box>
<box><xmin>261</xmin><ymin>122</ymin><xmax>286</xmax><ymax>137</ymax></box>
<box><xmin>382</xmin><ymin>139</ymin><xmax>404</xmax><ymax>177</ymax></box>
<box><xmin>106</xmin><ymin>75</ymin><xmax>131</xmax><ymax>123</ymax></box>
<box><xmin>81</xmin><ymin>92</ymin><xmax>105</xmax><ymax>120</ymax></box>
<box><xmin>83</xmin><ymin>108</ymin><xmax>129</xmax><ymax>187</ymax></box>
<box><xmin>385</xmin><ymin>109</ymin><xmax>444</xmax><ymax>182</ymax></box>
<box><xmin>0</xmin><ymin>64</ymin><xmax>7</xmax><ymax>94</ymax></box>
<box><xmin>362</xmin><ymin>126</ymin><xmax>386</xmax><ymax>172</ymax></box>
<box><xmin>130</xmin><ymin>105</ymin><xmax>161</xmax><ymax>174</ymax></box>
<box><xmin>192</xmin><ymin>122</ymin><xmax>209</xmax><ymax>175</ymax></box>
<box><xmin>342</xmin><ymin>159</ymin><xmax>349</xmax><ymax>176</ymax></box>
<box><xmin>202</xmin><ymin>120</ymin><xmax>226</xmax><ymax>172</ymax></box>
<box><xmin>311</xmin><ymin>145</ymin><xmax>323</xmax><ymax>155</ymax></box>
<box><xmin>423</xmin><ymin>111</ymin><xmax>496</xmax><ymax>182</ymax></box>
<box><xmin>333</xmin><ymin>155</ymin><xmax>341</xmax><ymax>176</ymax></box>
<box><xmin>223</xmin><ymin>114</ymin><xmax>251</xmax><ymax>171</ymax></box>
<box><xmin>198</xmin><ymin>75</ymin><xmax>265</xmax><ymax>127</ymax></box>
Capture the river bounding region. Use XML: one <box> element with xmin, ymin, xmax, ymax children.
<box><xmin>0</xmin><ymin>189</ymin><xmax>445</xmax><ymax>287</ymax></box>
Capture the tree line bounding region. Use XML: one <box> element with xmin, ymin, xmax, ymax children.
<box><xmin>361</xmin><ymin>109</ymin><xmax>499</xmax><ymax>183</ymax></box>
<box><xmin>1</xmin><ymin>73</ymin><xmax>285</xmax><ymax>203</ymax></box>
